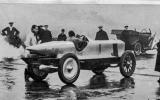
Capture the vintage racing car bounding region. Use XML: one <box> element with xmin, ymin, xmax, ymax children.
<box><xmin>22</xmin><ymin>36</ymin><xmax>136</xmax><ymax>84</ymax></box>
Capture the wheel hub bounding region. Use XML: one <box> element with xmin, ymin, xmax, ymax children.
<box><xmin>66</xmin><ymin>65</ymin><xmax>73</xmax><ymax>73</ymax></box>
<box><xmin>124</xmin><ymin>56</ymin><xmax>133</xmax><ymax>71</ymax></box>
<box><xmin>63</xmin><ymin>58</ymin><xmax>78</xmax><ymax>80</ymax></box>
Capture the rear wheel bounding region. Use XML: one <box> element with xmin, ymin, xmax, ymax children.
<box><xmin>58</xmin><ymin>54</ymin><xmax>80</xmax><ymax>84</ymax></box>
<box><xmin>120</xmin><ymin>51</ymin><xmax>136</xmax><ymax>77</ymax></box>
<box><xmin>134</xmin><ymin>42</ymin><xmax>142</xmax><ymax>56</ymax></box>
<box><xmin>28</xmin><ymin>65</ymin><xmax>48</xmax><ymax>81</ymax></box>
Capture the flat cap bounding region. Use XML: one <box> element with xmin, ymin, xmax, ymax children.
<box><xmin>124</xmin><ymin>25</ymin><xmax>128</xmax><ymax>28</ymax></box>
<box><xmin>9</xmin><ymin>22</ymin><xmax>14</xmax><ymax>24</ymax></box>
<box><xmin>98</xmin><ymin>26</ymin><xmax>103</xmax><ymax>28</ymax></box>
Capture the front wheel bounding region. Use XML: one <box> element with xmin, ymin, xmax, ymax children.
<box><xmin>58</xmin><ymin>54</ymin><xmax>80</xmax><ymax>84</ymax></box>
<box><xmin>28</xmin><ymin>65</ymin><xmax>48</xmax><ymax>81</ymax></box>
<box><xmin>120</xmin><ymin>50</ymin><xmax>136</xmax><ymax>77</ymax></box>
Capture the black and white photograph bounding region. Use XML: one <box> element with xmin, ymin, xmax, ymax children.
<box><xmin>0</xmin><ymin>0</ymin><xmax>160</xmax><ymax>100</ymax></box>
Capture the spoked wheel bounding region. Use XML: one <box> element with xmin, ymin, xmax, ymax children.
<box><xmin>28</xmin><ymin>65</ymin><xmax>48</xmax><ymax>81</ymax></box>
<box><xmin>120</xmin><ymin>50</ymin><xmax>136</xmax><ymax>77</ymax></box>
<box><xmin>58</xmin><ymin>54</ymin><xmax>80</xmax><ymax>84</ymax></box>
<box><xmin>134</xmin><ymin>42</ymin><xmax>142</xmax><ymax>56</ymax></box>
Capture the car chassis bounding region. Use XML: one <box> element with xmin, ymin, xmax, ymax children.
<box><xmin>22</xmin><ymin>38</ymin><xmax>136</xmax><ymax>84</ymax></box>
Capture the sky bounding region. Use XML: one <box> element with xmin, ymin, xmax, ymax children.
<box><xmin>0</xmin><ymin>4</ymin><xmax>160</xmax><ymax>40</ymax></box>
<box><xmin>1</xmin><ymin>0</ymin><xmax>160</xmax><ymax>4</ymax></box>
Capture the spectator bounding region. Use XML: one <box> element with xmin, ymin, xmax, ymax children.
<box><xmin>2</xmin><ymin>22</ymin><xmax>19</xmax><ymax>36</ymax></box>
<box><xmin>25</xmin><ymin>25</ymin><xmax>40</xmax><ymax>47</ymax></box>
<box><xmin>95</xmin><ymin>26</ymin><xmax>109</xmax><ymax>40</ymax></box>
<box><xmin>58</xmin><ymin>29</ymin><xmax>67</xmax><ymax>41</ymax></box>
<box><xmin>121</xmin><ymin>25</ymin><xmax>131</xmax><ymax>50</ymax></box>
<box><xmin>155</xmin><ymin>40</ymin><xmax>160</xmax><ymax>83</ymax></box>
<box><xmin>39</xmin><ymin>25</ymin><xmax>52</xmax><ymax>43</ymax></box>
<box><xmin>2</xmin><ymin>22</ymin><xmax>21</xmax><ymax>47</ymax></box>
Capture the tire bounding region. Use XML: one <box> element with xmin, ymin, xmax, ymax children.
<box><xmin>120</xmin><ymin>50</ymin><xmax>136</xmax><ymax>77</ymax></box>
<box><xmin>58</xmin><ymin>53</ymin><xmax>80</xmax><ymax>84</ymax></box>
<box><xmin>134</xmin><ymin>42</ymin><xmax>142</xmax><ymax>56</ymax></box>
<box><xmin>92</xmin><ymin>68</ymin><xmax>105</xmax><ymax>75</ymax></box>
<box><xmin>28</xmin><ymin>64</ymin><xmax>48</xmax><ymax>81</ymax></box>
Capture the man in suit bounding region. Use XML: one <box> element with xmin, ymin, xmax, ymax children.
<box><xmin>2</xmin><ymin>22</ymin><xmax>19</xmax><ymax>37</ymax></box>
<box><xmin>58</xmin><ymin>29</ymin><xmax>67</xmax><ymax>41</ymax></box>
<box><xmin>2</xmin><ymin>22</ymin><xmax>21</xmax><ymax>47</ymax></box>
<box><xmin>121</xmin><ymin>25</ymin><xmax>129</xmax><ymax>42</ymax></box>
<box><xmin>155</xmin><ymin>40</ymin><xmax>160</xmax><ymax>82</ymax></box>
<box><xmin>39</xmin><ymin>25</ymin><xmax>52</xmax><ymax>43</ymax></box>
<box><xmin>95</xmin><ymin>26</ymin><xmax>109</xmax><ymax>40</ymax></box>
<box><xmin>121</xmin><ymin>25</ymin><xmax>131</xmax><ymax>50</ymax></box>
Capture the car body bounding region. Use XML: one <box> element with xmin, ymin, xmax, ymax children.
<box><xmin>26</xmin><ymin>39</ymin><xmax>125</xmax><ymax>60</ymax></box>
<box><xmin>22</xmin><ymin>36</ymin><xmax>136</xmax><ymax>84</ymax></box>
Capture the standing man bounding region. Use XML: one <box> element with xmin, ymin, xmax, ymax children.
<box><xmin>95</xmin><ymin>26</ymin><xmax>109</xmax><ymax>40</ymax></box>
<box><xmin>155</xmin><ymin>40</ymin><xmax>160</xmax><ymax>82</ymax></box>
<box><xmin>121</xmin><ymin>25</ymin><xmax>129</xmax><ymax>42</ymax></box>
<box><xmin>121</xmin><ymin>25</ymin><xmax>130</xmax><ymax>50</ymax></box>
<box><xmin>58</xmin><ymin>29</ymin><xmax>67</xmax><ymax>41</ymax></box>
<box><xmin>2</xmin><ymin>22</ymin><xmax>20</xmax><ymax>36</ymax></box>
<box><xmin>2</xmin><ymin>22</ymin><xmax>20</xmax><ymax>47</ymax></box>
<box><xmin>25</xmin><ymin>25</ymin><xmax>39</xmax><ymax>47</ymax></box>
<box><xmin>39</xmin><ymin>25</ymin><xmax>52</xmax><ymax>43</ymax></box>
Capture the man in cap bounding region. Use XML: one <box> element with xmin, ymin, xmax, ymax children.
<box><xmin>121</xmin><ymin>25</ymin><xmax>130</xmax><ymax>50</ymax></box>
<box><xmin>39</xmin><ymin>25</ymin><xmax>52</xmax><ymax>43</ymax></box>
<box><xmin>95</xmin><ymin>26</ymin><xmax>109</xmax><ymax>40</ymax></box>
<box><xmin>58</xmin><ymin>29</ymin><xmax>67</xmax><ymax>41</ymax></box>
<box><xmin>2</xmin><ymin>22</ymin><xmax>20</xmax><ymax>36</ymax></box>
<box><xmin>2</xmin><ymin>22</ymin><xmax>21</xmax><ymax>47</ymax></box>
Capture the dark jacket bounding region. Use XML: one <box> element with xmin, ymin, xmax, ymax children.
<box><xmin>121</xmin><ymin>30</ymin><xmax>131</xmax><ymax>50</ymax></box>
<box><xmin>2</xmin><ymin>27</ymin><xmax>19</xmax><ymax>37</ymax></box>
<box><xmin>58</xmin><ymin>33</ymin><xmax>67</xmax><ymax>41</ymax></box>
<box><xmin>2</xmin><ymin>27</ymin><xmax>21</xmax><ymax>47</ymax></box>
<box><xmin>95</xmin><ymin>30</ymin><xmax>109</xmax><ymax>40</ymax></box>
<box><xmin>155</xmin><ymin>42</ymin><xmax>160</xmax><ymax>72</ymax></box>
<box><xmin>121</xmin><ymin>30</ymin><xmax>129</xmax><ymax>42</ymax></box>
<box><xmin>39</xmin><ymin>29</ymin><xmax>52</xmax><ymax>43</ymax></box>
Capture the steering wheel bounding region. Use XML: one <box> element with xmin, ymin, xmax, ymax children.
<box><xmin>81</xmin><ymin>35</ymin><xmax>89</xmax><ymax>42</ymax></box>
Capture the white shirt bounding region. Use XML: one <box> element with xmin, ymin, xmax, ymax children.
<box><xmin>67</xmin><ymin>36</ymin><xmax>77</xmax><ymax>41</ymax></box>
<box><xmin>25</xmin><ymin>32</ymin><xmax>38</xmax><ymax>47</ymax></box>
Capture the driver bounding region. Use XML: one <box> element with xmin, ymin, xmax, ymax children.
<box><xmin>67</xmin><ymin>30</ymin><xmax>77</xmax><ymax>41</ymax></box>
<box><xmin>67</xmin><ymin>30</ymin><xmax>88</xmax><ymax>51</ymax></box>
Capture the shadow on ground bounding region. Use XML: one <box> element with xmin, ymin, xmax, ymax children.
<box><xmin>24</xmin><ymin>74</ymin><xmax>135</xmax><ymax>100</ymax></box>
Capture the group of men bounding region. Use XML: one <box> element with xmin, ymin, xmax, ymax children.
<box><xmin>1</xmin><ymin>22</ymin><xmax>110</xmax><ymax>48</ymax></box>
